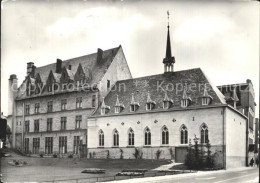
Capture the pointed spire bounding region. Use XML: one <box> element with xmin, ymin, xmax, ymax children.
<box><xmin>147</xmin><ymin>92</ymin><xmax>152</xmax><ymax>103</ymax></box>
<box><xmin>203</xmin><ymin>84</ymin><xmax>212</xmax><ymax>98</ymax></box>
<box><xmin>182</xmin><ymin>87</ymin><xmax>189</xmax><ymax>100</ymax></box>
<box><xmin>131</xmin><ymin>93</ymin><xmax>135</xmax><ymax>105</ymax></box>
<box><xmin>164</xmin><ymin>91</ymin><xmax>170</xmax><ymax>101</ymax></box>
<box><xmin>163</xmin><ymin>11</ymin><xmax>175</xmax><ymax>73</ymax></box>
<box><xmin>115</xmin><ymin>95</ymin><xmax>120</xmax><ymax>106</ymax></box>
<box><xmin>101</xmin><ymin>97</ymin><xmax>106</xmax><ymax>108</ymax></box>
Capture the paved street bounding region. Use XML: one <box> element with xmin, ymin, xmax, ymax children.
<box><xmin>108</xmin><ymin>167</ymin><xmax>259</xmax><ymax>183</ymax></box>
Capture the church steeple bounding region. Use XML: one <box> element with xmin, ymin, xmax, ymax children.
<box><xmin>163</xmin><ymin>11</ymin><xmax>175</xmax><ymax>73</ymax></box>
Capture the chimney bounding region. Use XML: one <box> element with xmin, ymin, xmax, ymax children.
<box><xmin>68</xmin><ymin>65</ymin><xmax>72</xmax><ymax>70</ymax></box>
<box><xmin>56</xmin><ymin>59</ymin><xmax>62</xmax><ymax>73</ymax></box>
<box><xmin>246</xmin><ymin>79</ymin><xmax>252</xmax><ymax>84</ymax></box>
<box><xmin>27</xmin><ymin>62</ymin><xmax>34</xmax><ymax>76</ymax></box>
<box><xmin>97</xmin><ymin>48</ymin><xmax>103</xmax><ymax>63</ymax></box>
<box><xmin>31</xmin><ymin>65</ymin><xmax>36</xmax><ymax>78</ymax></box>
<box><xmin>8</xmin><ymin>74</ymin><xmax>18</xmax><ymax>116</ymax></box>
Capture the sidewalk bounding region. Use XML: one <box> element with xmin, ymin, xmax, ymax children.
<box><xmin>103</xmin><ymin>167</ymin><xmax>257</xmax><ymax>183</ymax></box>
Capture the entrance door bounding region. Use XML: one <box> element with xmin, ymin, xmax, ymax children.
<box><xmin>175</xmin><ymin>147</ymin><xmax>188</xmax><ymax>163</ymax></box>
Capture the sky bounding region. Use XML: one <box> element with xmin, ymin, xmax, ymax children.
<box><xmin>1</xmin><ymin>0</ymin><xmax>259</xmax><ymax>117</ymax></box>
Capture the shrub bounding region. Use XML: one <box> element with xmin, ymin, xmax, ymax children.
<box><xmin>53</xmin><ymin>153</ymin><xmax>58</xmax><ymax>158</ymax></box>
<box><xmin>133</xmin><ymin>148</ymin><xmax>143</xmax><ymax>159</ymax></box>
<box><xmin>120</xmin><ymin>149</ymin><xmax>124</xmax><ymax>159</ymax></box>
<box><xmin>107</xmin><ymin>150</ymin><xmax>110</xmax><ymax>159</ymax></box>
<box><xmin>89</xmin><ymin>152</ymin><xmax>92</xmax><ymax>159</ymax></box>
<box><xmin>169</xmin><ymin>148</ymin><xmax>174</xmax><ymax>160</ymax></box>
<box><xmin>156</xmin><ymin>149</ymin><xmax>162</xmax><ymax>160</ymax></box>
<box><xmin>68</xmin><ymin>154</ymin><xmax>73</xmax><ymax>158</ymax></box>
<box><xmin>185</xmin><ymin>137</ymin><xmax>216</xmax><ymax>170</ymax></box>
<box><xmin>39</xmin><ymin>151</ymin><xmax>44</xmax><ymax>158</ymax></box>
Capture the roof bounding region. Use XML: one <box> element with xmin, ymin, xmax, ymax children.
<box><xmin>16</xmin><ymin>46</ymin><xmax>121</xmax><ymax>99</ymax></box>
<box><xmin>92</xmin><ymin>68</ymin><xmax>226</xmax><ymax>117</ymax></box>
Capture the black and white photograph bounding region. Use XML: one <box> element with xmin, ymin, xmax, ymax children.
<box><xmin>0</xmin><ymin>0</ymin><xmax>259</xmax><ymax>183</ymax></box>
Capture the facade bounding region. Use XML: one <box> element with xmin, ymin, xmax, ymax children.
<box><xmin>255</xmin><ymin>118</ymin><xmax>259</xmax><ymax>154</ymax></box>
<box><xmin>7</xmin><ymin>45</ymin><xmax>132</xmax><ymax>156</ymax></box>
<box><xmin>87</xmin><ymin>24</ymin><xmax>248</xmax><ymax>169</ymax></box>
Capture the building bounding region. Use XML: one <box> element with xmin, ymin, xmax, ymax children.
<box><xmin>217</xmin><ymin>80</ymin><xmax>257</xmax><ymax>163</ymax></box>
<box><xmin>87</xmin><ymin>23</ymin><xmax>248</xmax><ymax>169</ymax></box>
<box><xmin>7</xmin><ymin>45</ymin><xmax>132</xmax><ymax>156</ymax></box>
<box><xmin>255</xmin><ymin>118</ymin><xmax>259</xmax><ymax>154</ymax></box>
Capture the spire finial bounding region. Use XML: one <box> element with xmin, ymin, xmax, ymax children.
<box><xmin>167</xmin><ymin>10</ymin><xmax>170</xmax><ymax>28</ymax></box>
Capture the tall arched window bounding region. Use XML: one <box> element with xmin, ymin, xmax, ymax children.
<box><xmin>180</xmin><ymin>125</ymin><xmax>188</xmax><ymax>144</ymax></box>
<box><xmin>128</xmin><ymin>128</ymin><xmax>134</xmax><ymax>146</ymax></box>
<box><xmin>144</xmin><ymin>127</ymin><xmax>151</xmax><ymax>145</ymax></box>
<box><xmin>162</xmin><ymin>126</ymin><xmax>169</xmax><ymax>145</ymax></box>
<box><xmin>99</xmin><ymin>130</ymin><xmax>104</xmax><ymax>147</ymax></box>
<box><xmin>113</xmin><ymin>129</ymin><xmax>119</xmax><ymax>146</ymax></box>
<box><xmin>200</xmin><ymin>124</ymin><xmax>208</xmax><ymax>144</ymax></box>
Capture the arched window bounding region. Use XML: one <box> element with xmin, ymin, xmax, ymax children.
<box><xmin>180</xmin><ymin>125</ymin><xmax>188</xmax><ymax>144</ymax></box>
<box><xmin>113</xmin><ymin>129</ymin><xmax>119</xmax><ymax>146</ymax></box>
<box><xmin>200</xmin><ymin>124</ymin><xmax>208</xmax><ymax>144</ymax></box>
<box><xmin>162</xmin><ymin>126</ymin><xmax>169</xmax><ymax>145</ymax></box>
<box><xmin>99</xmin><ymin>130</ymin><xmax>104</xmax><ymax>147</ymax></box>
<box><xmin>144</xmin><ymin>127</ymin><xmax>151</xmax><ymax>145</ymax></box>
<box><xmin>128</xmin><ymin>128</ymin><xmax>134</xmax><ymax>146</ymax></box>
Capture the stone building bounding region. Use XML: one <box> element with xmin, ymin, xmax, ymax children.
<box><xmin>87</xmin><ymin>24</ymin><xmax>248</xmax><ymax>169</ymax></box>
<box><xmin>7</xmin><ymin>45</ymin><xmax>132</xmax><ymax>156</ymax></box>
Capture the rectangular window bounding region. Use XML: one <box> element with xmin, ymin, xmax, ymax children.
<box><xmin>47</xmin><ymin>101</ymin><xmax>53</xmax><ymax>112</ymax></box>
<box><xmin>47</xmin><ymin>118</ymin><xmax>53</xmax><ymax>131</ymax></box>
<box><xmin>34</xmin><ymin>119</ymin><xmax>39</xmax><ymax>132</ymax></box>
<box><xmin>35</xmin><ymin>103</ymin><xmax>40</xmax><ymax>114</ymax></box>
<box><xmin>76</xmin><ymin>97</ymin><xmax>82</xmax><ymax>109</ymax></box>
<box><xmin>45</xmin><ymin>137</ymin><xmax>53</xmax><ymax>154</ymax></box>
<box><xmin>61</xmin><ymin>99</ymin><xmax>67</xmax><ymax>110</ymax></box>
<box><xmin>25</xmin><ymin>120</ymin><xmax>30</xmax><ymax>132</ymax></box>
<box><xmin>24</xmin><ymin>138</ymin><xmax>29</xmax><ymax>154</ymax></box>
<box><xmin>59</xmin><ymin>136</ymin><xmax>67</xmax><ymax>154</ymax></box>
<box><xmin>61</xmin><ymin>117</ymin><xmax>67</xmax><ymax>130</ymax></box>
<box><xmin>25</xmin><ymin>105</ymin><xmax>30</xmax><ymax>115</ymax></box>
<box><xmin>130</xmin><ymin>105</ymin><xmax>135</xmax><ymax>112</ymax></box>
<box><xmin>33</xmin><ymin>138</ymin><xmax>40</xmax><ymax>154</ymax></box>
<box><xmin>73</xmin><ymin>136</ymin><xmax>80</xmax><ymax>154</ymax></box>
<box><xmin>75</xmin><ymin>115</ymin><xmax>82</xmax><ymax>129</ymax></box>
<box><xmin>92</xmin><ymin>95</ymin><xmax>96</xmax><ymax>108</ymax></box>
<box><xmin>48</xmin><ymin>85</ymin><xmax>52</xmax><ymax>92</ymax></box>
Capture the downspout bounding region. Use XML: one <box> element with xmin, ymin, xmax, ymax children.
<box><xmin>223</xmin><ymin>107</ymin><xmax>226</xmax><ymax>169</ymax></box>
<box><xmin>22</xmin><ymin>103</ymin><xmax>25</xmax><ymax>152</ymax></box>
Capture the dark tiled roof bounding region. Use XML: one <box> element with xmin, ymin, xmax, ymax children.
<box><xmin>16</xmin><ymin>46</ymin><xmax>121</xmax><ymax>99</ymax></box>
<box><xmin>93</xmin><ymin>68</ymin><xmax>226</xmax><ymax>116</ymax></box>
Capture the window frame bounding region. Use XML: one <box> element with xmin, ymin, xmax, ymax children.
<box><xmin>99</xmin><ymin>130</ymin><xmax>104</xmax><ymax>147</ymax></box>
<box><xmin>113</xmin><ymin>129</ymin><xmax>119</xmax><ymax>147</ymax></box>
<box><xmin>162</xmin><ymin>126</ymin><xmax>169</xmax><ymax>145</ymax></box>
<box><xmin>180</xmin><ymin>125</ymin><xmax>188</xmax><ymax>144</ymax></box>
<box><xmin>144</xmin><ymin>127</ymin><xmax>151</xmax><ymax>146</ymax></box>
<box><xmin>128</xmin><ymin>128</ymin><xmax>134</xmax><ymax>146</ymax></box>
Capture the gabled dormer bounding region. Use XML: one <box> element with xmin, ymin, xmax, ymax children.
<box><xmin>34</xmin><ymin>73</ymin><xmax>43</xmax><ymax>95</ymax></box>
<box><xmin>74</xmin><ymin>63</ymin><xmax>87</xmax><ymax>86</ymax></box>
<box><xmin>101</xmin><ymin>97</ymin><xmax>110</xmax><ymax>115</ymax></box>
<box><xmin>163</xmin><ymin>91</ymin><xmax>173</xmax><ymax>109</ymax></box>
<box><xmin>181</xmin><ymin>87</ymin><xmax>192</xmax><ymax>108</ymax></box>
<box><xmin>202</xmin><ymin>85</ymin><xmax>213</xmax><ymax>106</ymax></box>
<box><xmin>114</xmin><ymin>95</ymin><xmax>125</xmax><ymax>113</ymax></box>
<box><xmin>146</xmin><ymin>92</ymin><xmax>156</xmax><ymax>110</ymax></box>
<box><xmin>60</xmin><ymin>67</ymin><xmax>74</xmax><ymax>87</ymax></box>
<box><xmin>46</xmin><ymin>70</ymin><xmax>60</xmax><ymax>92</ymax></box>
<box><xmin>26</xmin><ymin>76</ymin><xmax>35</xmax><ymax>96</ymax></box>
<box><xmin>130</xmin><ymin>93</ymin><xmax>140</xmax><ymax>112</ymax></box>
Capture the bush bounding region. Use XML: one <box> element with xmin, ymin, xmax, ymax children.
<box><xmin>185</xmin><ymin>137</ymin><xmax>216</xmax><ymax>170</ymax></box>
<box><xmin>156</xmin><ymin>149</ymin><xmax>162</xmax><ymax>160</ymax></box>
<box><xmin>133</xmin><ymin>148</ymin><xmax>143</xmax><ymax>159</ymax></box>
<box><xmin>169</xmin><ymin>148</ymin><xmax>174</xmax><ymax>160</ymax></box>
<box><xmin>53</xmin><ymin>153</ymin><xmax>58</xmax><ymax>158</ymax></box>
<box><xmin>107</xmin><ymin>150</ymin><xmax>110</xmax><ymax>159</ymax></box>
<box><xmin>89</xmin><ymin>152</ymin><xmax>92</xmax><ymax>159</ymax></box>
<box><xmin>120</xmin><ymin>149</ymin><xmax>124</xmax><ymax>159</ymax></box>
<box><xmin>68</xmin><ymin>154</ymin><xmax>73</xmax><ymax>158</ymax></box>
<box><xmin>39</xmin><ymin>151</ymin><xmax>44</xmax><ymax>158</ymax></box>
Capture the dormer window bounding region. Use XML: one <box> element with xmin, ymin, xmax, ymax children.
<box><xmin>163</xmin><ymin>91</ymin><xmax>173</xmax><ymax>109</ymax></box>
<box><xmin>48</xmin><ymin>85</ymin><xmax>52</xmax><ymax>92</ymax></box>
<box><xmin>202</xmin><ymin>84</ymin><xmax>212</xmax><ymax>106</ymax></box>
<box><xmin>101</xmin><ymin>97</ymin><xmax>110</xmax><ymax>115</ymax></box>
<box><xmin>181</xmin><ymin>87</ymin><xmax>191</xmax><ymax>108</ymax></box>
<box><xmin>146</xmin><ymin>92</ymin><xmax>156</xmax><ymax>111</ymax></box>
<box><xmin>130</xmin><ymin>93</ymin><xmax>140</xmax><ymax>112</ymax></box>
<box><xmin>114</xmin><ymin>95</ymin><xmax>125</xmax><ymax>114</ymax></box>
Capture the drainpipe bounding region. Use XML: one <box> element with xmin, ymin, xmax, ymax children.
<box><xmin>223</xmin><ymin>107</ymin><xmax>226</xmax><ymax>169</ymax></box>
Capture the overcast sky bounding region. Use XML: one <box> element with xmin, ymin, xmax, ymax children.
<box><xmin>1</xmin><ymin>1</ymin><xmax>259</xmax><ymax>117</ymax></box>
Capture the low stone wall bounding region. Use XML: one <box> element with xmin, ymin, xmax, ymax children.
<box><xmin>88</xmin><ymin>146</ymin><xmax>175</xmax><ymax>160</ymax></box>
